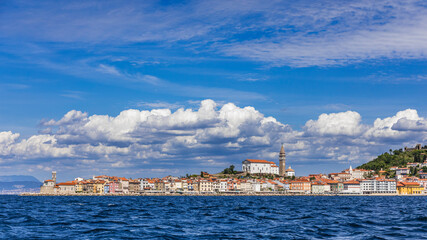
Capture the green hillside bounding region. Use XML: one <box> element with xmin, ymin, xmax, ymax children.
<box><xmin>357</xmin><ymin>147</ymin><xmax>427</xmax><ymax>173</ymax></box>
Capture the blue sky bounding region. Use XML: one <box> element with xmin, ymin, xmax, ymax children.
<box><xmin>1</xmin><ymin>0</ymin><xmax>427</xmax><ymax>181</ymax></box>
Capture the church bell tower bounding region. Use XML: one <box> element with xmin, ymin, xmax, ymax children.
<box><xmin>52</xmin><ymin>171</ymin><xmax>57</xmax><ymax>185</ymax></box>
<box><xmin>279</xmin><ymin>145</ymin><xmax>286</xmax><ymax>176</ymax></box>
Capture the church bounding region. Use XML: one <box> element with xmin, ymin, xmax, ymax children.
<box><xmin>242</xmin><ymin>145</ymin><xmax>293</xmax><ymax>176</ymax></box>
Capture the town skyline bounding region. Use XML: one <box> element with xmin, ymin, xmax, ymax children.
<box><xmin>1</xmin><ymin>1</ymin><xmax>427</xmax><ymax>180</ymax></box>
<box><xmin>37</xmin><ymin>145</ymin><xmax>427</xmax><ymax>195</ymax></box>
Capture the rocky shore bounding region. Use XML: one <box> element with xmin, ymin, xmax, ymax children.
<box><xmin>20</xmin><ymin>192</ymin><xmax>419</xmax><ymax>196</ymax></box>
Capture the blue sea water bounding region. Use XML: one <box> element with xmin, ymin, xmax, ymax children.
<box><xmin>0</xmin><ymin>196</ymin><xmax>426</xmax><ymax>239</ymax></box>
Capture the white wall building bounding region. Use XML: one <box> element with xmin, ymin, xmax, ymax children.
<box><xmin>240</xmin><ymin>181</ymin><xmax>253</xmax><ymax>192</ymax></box>
<box><xmin>360</xmin><ymin>179</ymin><xmax>397</xmax><ymax>194</ymax></box>
<box><xmin>285</xmin><ymin>166</ymin><xmax>295</xmax><ymax>177</ymax></box>
<box><xmin>242</xmin><ymin>159</ymin><xmax>279</xmax><ymax>175</ymax></box>
<box><xmin>140</xmin><ymin>179</ymin><xmax>155</xmax><ymax>191</ymax></box>
<box><xmin>219</xmin><ymin>180</ymin><xmax>228</xmax><ymax>192</ymax></box>
<box><xmin>57</xmin><ymin>182</ymin><xmax>75</xmax><ymax>194</ymax></box>
<box><xmin>311</xmin><ymin>183</ymin><xmax>330</xmax><ymax>194</ymax></box>
<box><xmin>342</xmin><ymin>181</ymin><xmax>361</xmax><ymax>194</ymax></box>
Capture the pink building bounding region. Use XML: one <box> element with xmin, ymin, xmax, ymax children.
<box><xmin>109</xmin><ymin>181</ymin><xmax>120</xmax><ymax>193</ymax></box>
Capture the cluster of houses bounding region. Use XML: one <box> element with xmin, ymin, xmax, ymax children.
<box><xmin>39</xmin><ymin>164</ymin><xmax>427</xmax><ymax>195</ymax></box>
<box><xmin>39</xmin><ymin>145</ymin><xmax>427</xmax><ymax>195</ymax></box>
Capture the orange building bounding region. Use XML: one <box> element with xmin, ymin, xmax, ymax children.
<box><xmin>290</xmin><ymin>180</ymin><xmax>311</xmax><ymax>193</ymax></box>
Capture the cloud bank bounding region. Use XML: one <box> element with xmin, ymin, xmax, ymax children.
<box><xmin>0</xmin><ymin>100</ymin><xmax>426</xmax><ymax>176</ymax></box>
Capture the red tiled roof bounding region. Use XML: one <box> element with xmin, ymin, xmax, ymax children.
<box><xmin>343</xmin><ymin>181</ymin><xmax>360</xmax><ymax>185</ymax></box>
<box><xmin>245</xmin><ymin>159</ymin><xmax>275</xmax><ymax>164</ymax></box>
<box><xmin>57</xmin><ymin>181</ymin><xmax>76</xmax><ymax>186</ymax></box>
<box><xmin>400</xmin><ymin>182</ymin><xmax>421</xmax><ymax>186</ymax></box>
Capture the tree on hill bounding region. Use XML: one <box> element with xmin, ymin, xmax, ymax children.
<box><xmin>222</xmin><ymin>165</ymin><xmax>236</xmax><ymax>174</ymax></box>
<box><xmin>358</xmin><ymin>147</ymin><xmax>427</xmax><ymax>172</ymax></box>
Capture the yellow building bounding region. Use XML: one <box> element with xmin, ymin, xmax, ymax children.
<box><xmin>397</xmin><ymin>182</ymin><xmax>424</xmax><ymax>195</ymax></box>
<box><xmin>93</xmin><ymin>180</ymin><xmax>106</xmax><ymax>194</ymax></box>
<box><xmin>75</xmin><ymin>182</ymin><xmax>84</xmax><ymax>193</ymax></box>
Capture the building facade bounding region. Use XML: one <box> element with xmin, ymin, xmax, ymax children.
<box><xmin>360</xmin><ymin>178</ymin><xmax>397</xmax><ymax>194</ymax></box>
<box><xmin>242</xmin><ymin>159</ymin><xmax>279</xmax><ymax>175</ymax></box>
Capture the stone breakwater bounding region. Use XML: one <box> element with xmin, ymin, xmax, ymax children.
<box><xmin>19</xmin><ymin>192</ymin><xmax>416</xmax><ymax>196</ymax></box>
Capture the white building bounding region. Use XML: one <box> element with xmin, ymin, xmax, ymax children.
<box><xmin>198</xmin><ymin>179</ymin><xmax>213</xmax><ymax>192</ymax></box>
<box><xmin>285</xmin><ymin>166</ymin><xmax>295</xmax><ymax>177</ymax></box>
<box><xmin>342</xmin><ymin>180</ymin><xmax>361</xmax><ymax>194</ymax></box>
<box><xmin>248</xmin><ymin>180</ymin><xmax>261</xmax><ymax>192</ymax></box>
<box><xmin>360</xmin><ymin>178</ymin><xmax>397</xmax><ymax>194</ymax></box>
<box><xmin>240</xmin><ymin>181</ymin><xmax>253</xmax><ymax>192</ymax></box>
<box><xmin>219</xmin><ymin>180</ymin><xmax>228</xmax><ymax>192</ymax></box>
<box><xmin>242</xmin><ymin>159</ymin><xmax>279</xmax><ymax>175</ymax></box>
<box><xmin>344</xmin><ymin>166</ymin><xmax>373</xmax><ymax>180</ymax></box>
<box><xmin>396</xmin><ymin>168</ymin><xmax>410</xmax><ymax>176</ymax></box>
<box><xmin>141</xmin><ymin>179</ymin><xmax>155</xmax><ymax>191</ymax></box>
<box><xmin>57</xmin><ymin>182</ymin><xmax>76</xmax><ymax>194</ymax></box>
<box><xmin>311</xmin><ymin>183</ymin><xmax>330</xmax><ymax>194</ymax></box>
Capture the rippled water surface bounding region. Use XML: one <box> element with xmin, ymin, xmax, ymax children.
<box><xmin>0</xmin><ymin>196</ymin><xmax>426</xmax><ymax>239</ymax></box>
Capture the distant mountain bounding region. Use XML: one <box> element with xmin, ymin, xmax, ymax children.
<box><xmin>0</xmin><ymin>175</ymin><xmax>42</xmax><ymax>194</ymax></box>
<box><xmin>0</xmin><ymin>175</ymin><xmax>40</xmax><ymax>182</ymax></box>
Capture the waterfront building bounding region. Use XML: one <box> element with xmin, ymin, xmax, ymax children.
<box><xmin>242</xmin><ymin>159</ymin><xmax>279</xmax><ymax>175</ymax></box>
<box><xmin>360</xmin><ymin>178</ymin><xmax>397</xmax><ymax>194</ymax></box>
<box><xmin>164</xmin><ymin>181</ymin><xmax>171</xmax><ymax>192</ymax></box>
<box><xmin>181</xmin><ymin>179</ymin><xmax>189</xmax><ymax>192</ymax></box>
<box><xmin>189</xmin><ymin>180</ymin><xmax>198</xmax><ymax>192</ymax></box>
<box><xmin>397</xmin><ymin>182</ymin><xmax>424</xmax><ymax>195</ymax></box>
<box><xmin>40</xmin><ymin>171</ymin><xmax>57</xmax><ymax>194</ymax></box>
<box><xmin>129</xmin><ymin>180</ymin><xmax>140</xmax><ymax>193</ymax></box>
<box><xmin>57</xmin><ymin>181</ymin><xmax>76</xmax><ymax>194</ymax></box>
<box><xmin>418</xmin><ymin>179</ymin><xmax>427</xmax><ymax>193</ymax></box>
<box><xmin>83</xmin><ymin>181</ymin><xmax>94</xmax><ymax>193</ymax></box>
<box><xmin>118</xmin><ymin>177</ymin><xmax>129</xmax><ymax>194</ymax></box>
<box><xmin>75</xmin><ymin>181</ymin><xmax>83</xmax><ymax>193</ymax></box>
<box><xmin>289</xmin><ymin>180</ymin><xmax>311</xmax><ymax>193</ymax></box>
<box><xmin>311</xmin><ymin>182</ymin><xmax>330</xmax><ymax>194</ymax></box>
<box><xmin>94</xmin><ymin>180</ymin><xmax>105</xmax><ymax>193</ymax></box>
<box><xmin>279</xmin><ymin>145</ymin><xmax>286</xmax><ymax>176</ymax></box>
<box><xmin>212</xmin><ymin>180</ymin><xmax>220</xmax><ymax>192</ymax></box>
<box><xmin>240</xmin><ymin>180</ymin><xmax>253</xmax><ymax>192</ymax></box>
<box><xmin>324</xmin><ymin>180</ymin><xmax>343</xmax><ymax>193</ymax></box>
<box><xmin>342</xmin><ymin>180</ymin><xmax>361</xmax><ymax>194</ymax></box>
<box><xmin>198</xmin><ymin>179</ymin><xmax>213</xmax><ymax>192</ymax></box>
<box><xmin>104</xmin><ymin>184</ymin><xmax>110</xmax><ymax>193</ymax></box>
<box><xmin>219</xmin><ymin>180</ymin><xmax>228</xmax><ymax>192</ymax></box>
<box><xmin>141</xmin><ymin>179</ymin><xmax>155</xmax><ymax>191</ymax></box>
<box><xmin>171</xmin><ymin>179</ymin><xmax>182</xmax><ymax>191</ymax></box>
<box><xmin>109</xmin><ymin>181</ymin><xmax>120</xmax><ymax>193</ymax></box>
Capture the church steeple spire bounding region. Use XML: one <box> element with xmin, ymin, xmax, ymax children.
<box><xmin>279</xmin><ymin>144</ymin><xmax>286</xmax><ymax>176</ymax></box>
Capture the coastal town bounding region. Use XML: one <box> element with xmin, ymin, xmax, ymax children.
<box><xmin>37</xmin><ymin>144</ymin><xmax>427</xmax><ymax>196</ymax></box>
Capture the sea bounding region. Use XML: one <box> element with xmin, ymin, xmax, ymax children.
<box><xmin>0</xmin><ymin>195</ymin><xmax>426</xmax><ymax>239</ymax></box>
